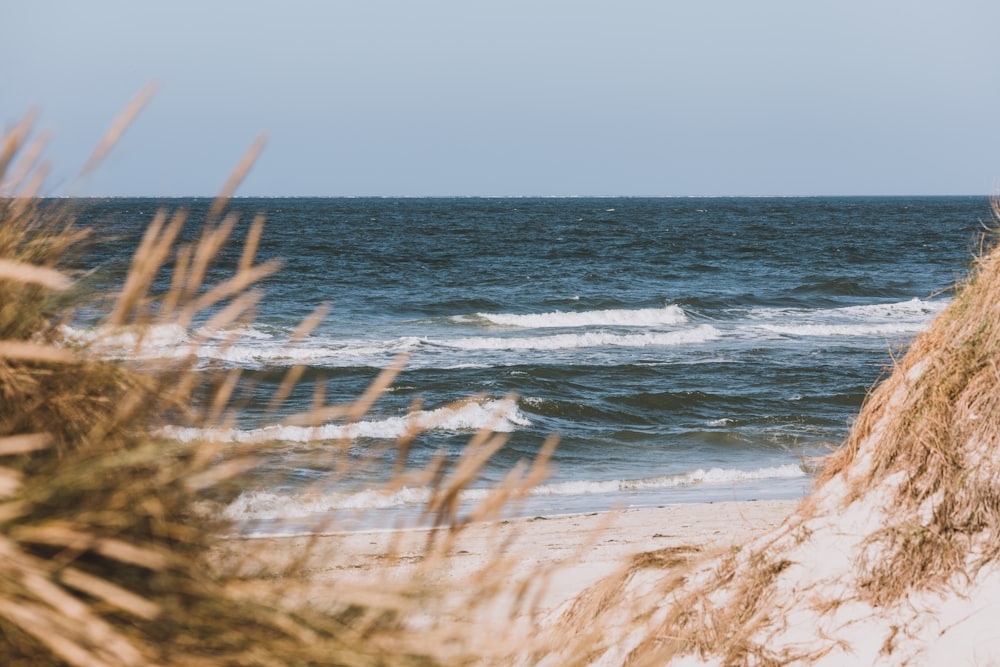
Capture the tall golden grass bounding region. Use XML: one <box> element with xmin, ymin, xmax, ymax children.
<box><xmin>0</xmin><ymin>109</ymin><xmax>564</xmax><ymax>666</ymax></box>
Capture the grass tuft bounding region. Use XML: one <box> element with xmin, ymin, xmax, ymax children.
<box><xmin>0</xmin><ymin>112</ymin><xmax>559</xmax><ymax>666</ymax></box>
<box><xmin>545</xmin><ymin>199</ymin><xmax>1000</xmax><ymax>665</ymax></box>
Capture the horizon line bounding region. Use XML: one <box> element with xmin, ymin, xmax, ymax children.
<box><xmin>38</xmin><ymin>193</ymin><xmax>994</xmax><ymax>200</ymax></box>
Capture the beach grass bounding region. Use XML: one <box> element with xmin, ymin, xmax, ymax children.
<box><xmin>0</xmin><ymin>112</ymin><xmax>569</xmax><ymax>666</ymax></box>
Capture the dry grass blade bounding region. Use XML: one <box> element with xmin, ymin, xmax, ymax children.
<box><xmin>0</xmin><ymin>433</ymin><xmax>53</xmax><ymax>456</ymax></box>
<box><xmin>184</xmin><ymin>456</ymin><xmax>260</xmax><ymax>492</ymax></box>
<box><xmin>522</xmin><ymin>433</ymin><xmax>559</xmax><ymax>490</ymax></box>
<box><xmin>266</xmin><ymin>364</ymin><xmax>308</xmax><ymax>416</ymax></box>
<box><xmin>93</xmin><ymin>538</ymin><xmax>169</xmax><ymax>571</ymax></box>
<box><xmin>11</xmin><ymin>524</ymin><xmax>97</xmax><ymax>552</ymax></box>
<box><xmin>282</xmin><ymin>403</ymin><xmax>350</xmax><ymax>427</ymax></box>
<box><xmin>427</xmin><ymin>430</ymin><xmax>509</xmax><ymax>528</ymax></box>
<box><xmin>9</xmin><ymin>162</ymin><xmax>50</xmax><ymax>214</ymax></box>
<box><xmin>0</xmin><ymin>258</ymin><xmax>71</xmax><ymax>290</ymax></box>
<box><xmin>108</xmin><ymin>208</ymin><xmax>186</xmax><ymax>327</ymax></box>
<box><xmin>0</xmin><ymin>467</ymin><xmax>23</xmax><ymax>496</ymax></box>
<box><xmin>206</xmin><ymin>368</ymin><xmax>243</xmax><ymax>425</ymax></box>
<box><xmin>1</xmin><ymin>127</ymin><xmax>51</xmax><ymax>196</ymax></box>
<box><xmin>239</xmin><ymin>213</ymin><xmax>266</xmax><ymax>273</ymax></box>
<box><xmin>0</xmin><ymin>341</ymin><xmax>76</xmax><ymax>363</ymax></box>
<box><xmin>188</xmin><ymin>260</ymin><xmax>280</xmax><ymax>315</ymax></box>
<box><xmin>0</xmin><ymin>110</ymin><xmax>38</xmax><ymax>187</ymax></box>
<box><xmin>0</xmin><ymin>600</ymin><xmax>110</xmax><ymax>667</ymax></box>
<box><xmin>161</xmin><ymin>242</ymin><xmax>192</xmax><ymax>316</ymax></box>
<box><xmin>264</xmin><ymin>305</ymin><xmax>333</xmax><ymax>415</ymax></box>
<box><xmin>60</xmin><ymin>567</ymin><xmax>160</xmax><ymax>621</ymax></box>
<box><xmin>182</xmin><ymin>212</ymin><xmax>240</xmax><ymax>307</ymax></box>
<box><xmin>344</xmin><ymin>354</ymin><xmax>408</xmax><ymax>422</ymax></box>
<box><xmin>289</xmin><ymin>302</ymin><xmax>330</xmax><ymax>344</ymax></box>
<box><xmin>0</xmin><ymin>502</ymin><xmax>27</xmax><ymax>523</ymax></box>
<box><xmin>208</xmin><ymin>134</ymin><xmax>267</xmax><ymax>219</ymax></box>
<box><xmin>12</xmin><ymin>526</ymin><xmax>168</xmax><ymax>570</ymax></box>
<box><xmin>78</xmin><ymin>82</ymin><xmax>157</xmax><ymax>179</ymax></box>
<box><xmin>197</xmin><ymin>290</ymin><xmax>262</xmax><ymax>336</ymax></box>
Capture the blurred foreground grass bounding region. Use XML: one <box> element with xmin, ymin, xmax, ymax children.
<box><xmin>0</xmin><ymin>109</ymin><xmax>560</xmax><ymax>666</ymax></box>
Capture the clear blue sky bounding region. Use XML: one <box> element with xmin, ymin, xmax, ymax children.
<box><xmin>3</xmin><ymin>1</ymin><xmax>999</xmax><ymax>196</ymax></box>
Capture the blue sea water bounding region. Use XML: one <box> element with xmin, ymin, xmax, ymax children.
<box><xmin>74</xmin><ymin>196</ymin><xmax>989</xmax><ymax>533</ymax></box>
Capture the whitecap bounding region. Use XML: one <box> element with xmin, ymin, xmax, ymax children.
<box><xmin>434</xmin><ymin>325</ymin><xmax>719</xmax><ymax>351</ymax></box>
<box><xmin>465</xmin><ymin>304</ymin><xmax>688</xmax><ymax>329</ymax></box>
<box><xmin>755</xmin><ymin>322</ymin><xmax>923</xmax><ymax>337</ymax></box>
<box><xmin>746</xmin><ymin>297</ymin><xmax>947</xmax><ymax>322</ymax></box>
<box><xmin>531</xmin><ymin>464</ymin><xmax>806</xmax><ymax>497</ymax></box>
<box><xmin>160</xmin><ymin>398</ymin><xmax>531</xmax><ymax>444</ymax></box>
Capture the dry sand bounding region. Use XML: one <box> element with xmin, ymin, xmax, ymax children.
<box><xmin>213</xmin><ymin>498</ymin><xmax>798</xmax><ymax>623</ymax></box>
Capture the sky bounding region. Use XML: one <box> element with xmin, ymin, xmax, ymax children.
<box><xmin>3</xmin><ymin>1</ymin><xmax>1000</xmax><ymax>197</ymax></box>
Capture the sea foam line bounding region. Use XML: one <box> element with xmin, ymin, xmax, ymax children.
<box><xmin>434</xmin><ymin>324</ymin><xmax>720</xmax><ymax>351</ymax></box>
<box><xmin>744</xmin><ymin>297</ymin><xmax>948</xmax><ymax>338</ymax></box>
<box><xmin>746</xmin><ymin>297</ymin><xmax>948</xmax><ymax>322</ymax></box>
<box><xmin>222</xmin><ymin>464</ymin><xmax>806</xmax><ymax>520</ymax></box>
<box><xmin>754</xmin><ymin>322</ymin><xmax>928</xmax><ymax>338</ymax></box>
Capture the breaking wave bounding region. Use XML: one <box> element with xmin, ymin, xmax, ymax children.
<box><xmin>461</xmin><ymin>304</ymin><xmax>688</xmax><ymax>328</ymax></box>
<box><xmin>160</xmin><ymin>398</ymin><xmax>530</xmax><ymax>444</ymax></box>
<box><xmin>433</xmin><ymin>325</ymin><xmax>720</xmax><ymax>351</ymax></box>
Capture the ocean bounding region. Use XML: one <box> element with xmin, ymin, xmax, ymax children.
<box><xmin>72</xmin><ymin>196</ymin><xmax>988</xmax><ymax>534</ymax></box>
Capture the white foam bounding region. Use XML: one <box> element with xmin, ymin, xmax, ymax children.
<box><xmin>221</xmin><ymin>464</ymin><xmax>807</xmax><ymax>521</ymax></box>
<box><xmin>192</xmin><ymin>338</ymin><xmax>420</xmax><ymax>366</ymax></box>
<box><xmin>60</xmin><ymin>322</ymin><xmax>283</xmax><ymax>361</ymax></box>
<box><xmin>63</xmin><ymin>322</ymin><xmax>425</xmax><ymax>367</ymax></box>
<box><xmin>466</xmin><ymin>304</ymin><xmax>688</xmax><ymax>329</ymax></box>
<box><xmin>160</xmin><ymin>398</ymin><xmax>530</xmax><ymax>444</ymax></box>
<box><xmin>531</xmin><ymin>464</ymin><xmax>806</xmax><ymax>497</ymax></box>
<box><xmin>434</xmin><ymin>324</ymin><xmax>720</xmax><ymax>351</ymax></box>
<box><xmin>69</xmin><ymin>322</ymin><xmax>719</xmax><ymax>366</ymax></box>
<box><xmin>60</xmin><ymin>323</ymin><xmax>190</xmax><ymax>353</ymax></box>
<box><xmin>743</xmin><ymin>298</ymin><xmax>948</xmax><ymax>339</ymax></box>
<box><xmin>755</xmin><ymin>322</ymin><xmax>924</xmax><ymax>338</ymax></box>
<box><xmin>747</xmin><ymin>297</ymin><xmax>947</xmax><ymax>322</ymax></box>
<box><xmin>223</xmin><ymin>487</ymin><xmax>434</xmax><ymax>520</ymax></box>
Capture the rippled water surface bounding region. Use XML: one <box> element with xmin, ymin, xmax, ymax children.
<box><xmin>74</xmin><ymin>197</ymin><xmax>988</xmax><ymax>532</ymax></box>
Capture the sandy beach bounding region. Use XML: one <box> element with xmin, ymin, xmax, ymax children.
<box><xmin>213</xmin><ymin>498</ymin><xmax>799</xmax><ymax>620</ymax></box>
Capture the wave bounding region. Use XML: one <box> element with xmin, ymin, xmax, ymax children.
<box><xmin>745</xmin><ymin>297</ymin><xmax>946</xmax><ymax>322</ymax></box>
<box><xmin>827</xmin><ymin>297</ymin><xmax>949</xmax><ymax>319</ymax></box>
<box><xmin>533</xmin><ymin>464</ymin><xmax>806</xmax><ymax>496</ymax></box>
<box><xmin>62</xmin><ymin>322</ymin><xmax>718</xmax><ymax>366</ymax></box>
<box><xmin>754</xmin><ymin>322</ymin><xmax>926</xmax><ymax>338</ymax></box>
<box><xmin>459</xmin><ymin>304</ymin><xmax>688</xmax><ymax>329</ymax></box>
<box><xmin>160</xmin><ymin>398</ymin><xmax>530</xmax><ymax>444</ymax></box>
<box><xmin>61</xmin><ymin>322</ymin><xmax>190</xmax><ymax>353</ymax></box>
<box><xmin>60</xmin><ymin>323</ymin><xmax>287</xmax><ymax>358</ymax></box>
<box><xmin>433</xmin><ymin>325</ymin><xmax>720</xmax><ymax>351</ymax></box>
<box><xmin>222</xmin><ymin>464</ymin><xmax>807</xmax><ymax>521</ymax></box>
<box><xmin>61</xmin><ymin>323</ymin><xmax>423</xmax><ymax>367</ymax></box>
<box><xmin>743</xmin><ymin>297</ymin><xmax>947</xmax><ymax>338</ymax></box>
<box><xmin>195</xmin><ymin>337</ymin><xmax>422</xmax><ymax>366</ymax></box>
<box><xmin>60</xmin><ymin>297</ymin><xmax>941</xmax><ymax>368</ymax></box>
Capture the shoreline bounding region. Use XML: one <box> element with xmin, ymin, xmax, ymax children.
<box><xmin>212</xmin><ymin>497</ymin><xmax>800</xmax><ymax>618</ymax></box>
<box><xmin>219</xmin><ymin>473</ymin><xmax>813</xmax><ymax>540</ymax></box>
